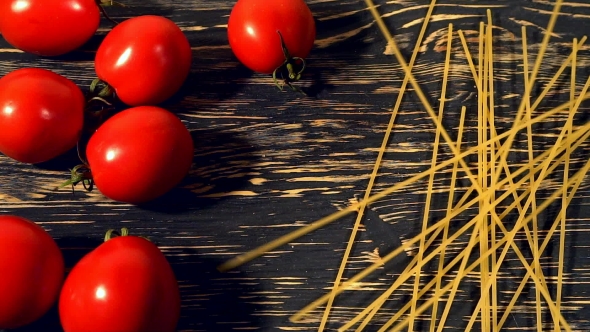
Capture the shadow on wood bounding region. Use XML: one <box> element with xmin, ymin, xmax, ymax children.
<box><xmin>166</xmin><ymin>249</ymin><xmax>263</xmax><ymax>331</ymax></box>
<box><xmin>137</xmin><ymin>129</ymin><xmax>261</xmax><ymax>213</ymax></box>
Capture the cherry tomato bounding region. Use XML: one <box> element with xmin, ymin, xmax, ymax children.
<box><xmin>0</xmin><ymin>0</ymin><xmax>101</xmax><ymax>56</ymax></box>
<box><xmin>0</xmin><ymin>215</ymin><xmax>64</xmax><ymax>329</ymax></box>
<box><xmin>0</xmin><ymin>68</ymin><xmax>85</xmax><ymax>164</ymax></box>
<box><xmin>59</xmin><ymin>231</ymin><xmax>181</xmax><ymax>332</ymax></box>
<box><xmin>94</xmin><ymin>15</ymin><xmax>193</xmax><ymax>106</ymax></box>
<box><xmin>85</xmin><ymin>106</ymin><xmax>194</xmax><ymax>204</ymax></box>
<box><xmin>227</xmin><ymin>0</ymin><xmax>316</xmax><ymax>74</ymax></box>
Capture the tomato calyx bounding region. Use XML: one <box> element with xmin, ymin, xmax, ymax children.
<box><xmin>104</xmin><ymin>228</ymin><xmax>151</xmax><ymax>242</ymax></box>
<box><xmin>53</xmin><ymin>79</ymin><xmax>119</xmax><ymax>194</ymax></box>
<box><xmin>89</xmin><ymin>78</ymin><xmax>115</xmax><ymax>101</ymax></box>
<box><xmin>55</xmin><ymin>163</ymin><xmax>94</xmax><ymax>193</ymax></box>
<box><xmin>98</xmin><ymin>0</ymin><xmax>127</xmax><ymax>7</ymax></box>
<box><xmin>104</xmin><ymin>227</ymin><xmax>129</xmax><ymax>241</ymax></box>
<box><xmin>85</xmin><ymin>78</ymin><xmax>117</xmax><ymax>129</ymax></box>
<box><xmin>272</xmin><ymin>31</ymin><xmax>307</xmax><ymax>96</ymax></box>
<box><xmin>96</xmin><ymin>0</ymin><xmax>126</xmax><ymax>26</ymax></box>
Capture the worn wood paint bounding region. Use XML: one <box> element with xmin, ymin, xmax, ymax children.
<box><xmin>1</xmin><ymin>0</ymin><xmax>590</xmax><ymax>331</ymax></box>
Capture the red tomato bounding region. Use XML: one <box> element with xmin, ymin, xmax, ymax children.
<box><xmin>0</xmin><ymin>68</ymin><xmax>85</xmax><ymax>164</ymax></box>
<box><xmin>85</xmin><ymin>106</ymin><xmax>194</xmax><ymax>204</ymax></box>
<box><xmin>59</xmin><ymin>232</ymin><xmax>181</xmax><ymax>332</ymax></box>
<box><xmin>227</xmin><ymin>0</ymin><xmax>316</xmax><ymax>74</ymax></box>
<box><xmin>0</xmin><ymin>215</ymin><xmax>64</xmax><ymax>329</ymax></box>
<box><xmin>0</xmin><ymin>0</ymin><xmax>101</xmax><ymax>56</ymax></box>
<box><xmin>94</xmin><ymin>15</ymin><xmax>192</xmax><ymax>106</ymax></box>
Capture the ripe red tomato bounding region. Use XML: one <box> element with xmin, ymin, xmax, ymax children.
<box><xmin>227</xmin><ymin>0</ymin><xmax>316</xmax><ymax>74</ymax></box>
<box><xmin>85</xmin><ymin>106</ymin><xmax>194</xmax><ymax>204</ymax></box>
<box><xmin>59</xmin><ymin>232</ymin><xmax>181</xmax><ymax>332</ymax></box>
<box><xmin>94</xmin><ymin>15</ymin><xmax>193</xmax><ymax>106</ymax></box>
<box><xmin>0</xmin><ymin>215</ymin><xmax>65</xmax><ymax>329</ymax></box>
<box><xmin>0</xmin><ymin>0</ymin><xmax>101</xmax><ymax>56</ymax></box>
<box><xmin>0</xmin><ymin>68</ymin><xmax>85</xmax><ymax>164</ymax></box>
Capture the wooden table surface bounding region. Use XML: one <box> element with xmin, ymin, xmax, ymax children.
<box><xmin>2</xmin><ymin>0</ymin><xmax>590</xmax><ymax>331</ymax></box>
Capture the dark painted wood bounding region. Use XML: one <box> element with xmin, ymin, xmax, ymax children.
<box><xmin>1</xmin><ymin>0</ymin><xmax>590</xmax><ymax>331</ymax></box>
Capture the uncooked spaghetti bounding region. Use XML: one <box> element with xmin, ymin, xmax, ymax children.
<box><xmin>218</xmin><ymin>0</ymin><xmax>590</xmax><ymax>330</ymax></box>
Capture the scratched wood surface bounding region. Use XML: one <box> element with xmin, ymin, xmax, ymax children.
<box><xmin>1</xmin><ymin>0</ymin><xmax>590</xmax><ymax>331</ymax></box>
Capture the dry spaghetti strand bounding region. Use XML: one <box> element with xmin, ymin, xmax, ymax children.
<box><xmin>375</xmin><ymin>141</ymin><xmax>590</xmax><ymax>331</ymax></box>
<box><xmin>364</xmin><ymin>121</ymin><xmax>590</xmax><ymax>331</ymax></box>
<box><xmin>495</xmin><ymin>125</ymin><xmax>589</xmax><ymax>330</ymax></box>
<box><xmin>429</xmin><ymin>127</ymin><xmax>590</xmax><ymax>331</ymax></box>
<box><xmin>429</xmin><ymin>25</ymin><xmax>458</xmax><ymax>332</ymax></box>
<box><xmin>316</xmin><ymin>1</ymin><xmax>439</xmax><ymax>330</ymax></box>
<box><xmin>479</xmin><ymin>18</ymin><xmax>491</xmax><ymax>331</ymax></box>
<box><xmin>434</xmin><ymin>123</ymin><xmax>471</xmax><ymax>332</ymax></box>
<box><xmin>364</xmin><ymin>6</ymin><xmax>572</xmax><ymax>294</ymax></box>
<box><xmin>499</xmin><ymin>138</ymin><xmax>581</xmax><ymax>332</ymax></box>
<box><xmin>456</xmin><ymin>31</ymin><xmax>587</xmax><ymax>129</ymax></box>
<box><xmin>313</xmin><ymin>119</ymin><xmax>590</xmax><ymax>328</ymax></box>
<box><xmin>494</xmin><ymin>0</ymin><xmax>564</xmax><ymax>184</ymax></box>
<box><xmin>353</xmin><ymin>114</ymin><xmax>469</xmax><ymax>332</ymax></box>
<box><xmin>364</xmin><ymin>2</ymin><xmax>569</xmax><ymax>329</ymax></box>
<box><xmin>484</xmin><ymin>11</ymin><xmax>499</xmax><ymax>331</ymax></box>
<box><xmin>409</xmin><ymin>19</ymin><xmax>449</xmax><ymax>332</ymax></box>
<box><xmin>350</xmin><ymin>120</ymin><xmax>590</xmax><ymax>331</ymax></box>
<box><xmin>352</xmin><ymin>207</ymin><xmax>448</xmax><ymax>331</ymax></box>
<box><xmin>555</xmin><ymin>36</ymin><xmax>577</xmax><ymax>332</ymax></box>
<box><xmin>218</xmin><ymin>83</ymin><xmax>589</xmax><ymax>273</ymax></box>
<box><xmin>383</xmin><ymin>150</ymin><xmax>590</xmax><ymax>332</ymax></box>
<box><xmin>439</xmin><ymin>47</ymin><xmax>588</xmax><ymax>330</ymax></box>
<box><xmin>457</xmin><ymin>31</ymin><xmax>585</xmax><ymax>305</ymax></box>
<box><xmin>466</xmin><ymin>73</ymin><xmax>590</xmax><ymax>331</ymax></box>
<box><xmin>498</xmin><ymin>119</ymin><xmax>584</xmax><ymax>330</ymax></box>
<box><xmin>519</xmin><ymin>24</ymin><xmax>545</xmax><ymax>332</ymax></box>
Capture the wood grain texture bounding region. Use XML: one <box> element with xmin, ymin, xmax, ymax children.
<box><xmin>1</xmin><ymin>0</ymin><xmax>590</xmax><ymax>331</ymax></box>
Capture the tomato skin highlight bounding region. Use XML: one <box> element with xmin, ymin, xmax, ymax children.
<box><xmin>0</xmin><ymin>215</ymin><xmax>65</xmax><ymax>329</ymax></box>
<box><xmin>227</xmin><ymin>0</ymin><xmax>316</xmax><ymax>74</ymax></box>
<box><xmin>59</xmin><ymin>235</ymin><xmax>181</xmax><ymax>332</ymax></box>
<box><xmin>95</xmin><ymin>15</ymin><xmax>193</xmax><ymax>106</ymax></box>
<box><xmin>86</xmin><ymin>106</ymin><xmax>194</xmax><ymax>204</ymax></box>
<box><xmin>0</xmin><ymin>68</ymin><xmax>85</xmax><ymax>164</ymax></box>
<box><xmin>0</xmin><ymin>0</ymin><xmax>100</xmax><ymax>56</ymax></box>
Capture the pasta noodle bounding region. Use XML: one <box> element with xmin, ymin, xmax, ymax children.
<box><xmin>521</xmin><ymin>24</ymin><xmax>544</xmax><ymax>332</ymax></box>
<box><xmin>467</xmin><ymin>71</ymin><xmax>590</xmax><ymax>330</ymax></box>
<box><xmin>217</xmin><ymin>1</ymin><xmax>590</xmax><ymax>330</ymax></box>
<box><xmin>480</xmin><ymin>19</ymin><xmax>491</xmax><ymax>332</ymax></box>
<box><xmin>385</xmin><ymin>155</ymin><xmax>590</xmax><ymax>332</ymax></box>
<box><xmin>555</xmin><ymin>36</ymin><xmax>577</xmax><ymax>332</ymax></box>
<box><xmin>217</xmin><ymin>92</ymin><xmax>588</xmax><ymax>273</ymax></box>
<box><xmin>429</xmin><ymin>25</ymin><xmax>457</xmax><ymax>332</ymax></box>
<box><xmin>317</xmin><ymin>1</ymin><xmax>439</xmax><ymax>329</ymax></box>
<box><xmin>298</xmin><ymin>121</ymin><xmax>590</xmax><ymax>326</ymax></box>
<box><xmin>494</xmin><ymin>1</ymin><xmax>564</xmax><ymax>183</ymax></box>
<box><xmin>409</xmin><ymin>19</ymin><xmax>450</xmax><ymax>332</ymax></box>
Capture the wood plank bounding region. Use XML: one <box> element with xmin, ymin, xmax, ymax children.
<box><xmin>1</xmin><ymin>0</ymin><xmax>590</xmax><ymax>331</ymax></box>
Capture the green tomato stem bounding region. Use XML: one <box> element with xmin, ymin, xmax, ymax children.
<box><xmin>104</xmin><ymin>228</ymin><xmax>152</xmax><ymax>243</ymax></box>
<box><xmin>99</xmin><ymin>0</ymin><xmax>127</xmax><ymax>7</ymax></box>
<box><xmin>104</xmin><ymin>228</ymin><xmax>130</xmax><ymax>242</ymax></box>
<box><xmin>272</xmin><ymin>31</ymin><xmax>308</xmax><ymax>96</ymax></box>
<box><xmin>85</xmin><ymin>79</ymin><xmax>117</xmax><ymax>132</ymax></box>
<box><xmin>54</xmin><ymin>79</ymin><xmax>117</xmax><ymax>196</ymax></box>
<box><xmin>96</xmin><ymin>0</ymin><xmax>126</xmax><ymax>26</ymax></box>
<box><xmin>89</xmin><ymin>78</ymin><xmax>115</xmax><ymax>99</ymax></box>
<box><xmin>54</xmin><ymin>164</ymin><xmax>93</xmax><ymax>193</ymax></box>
